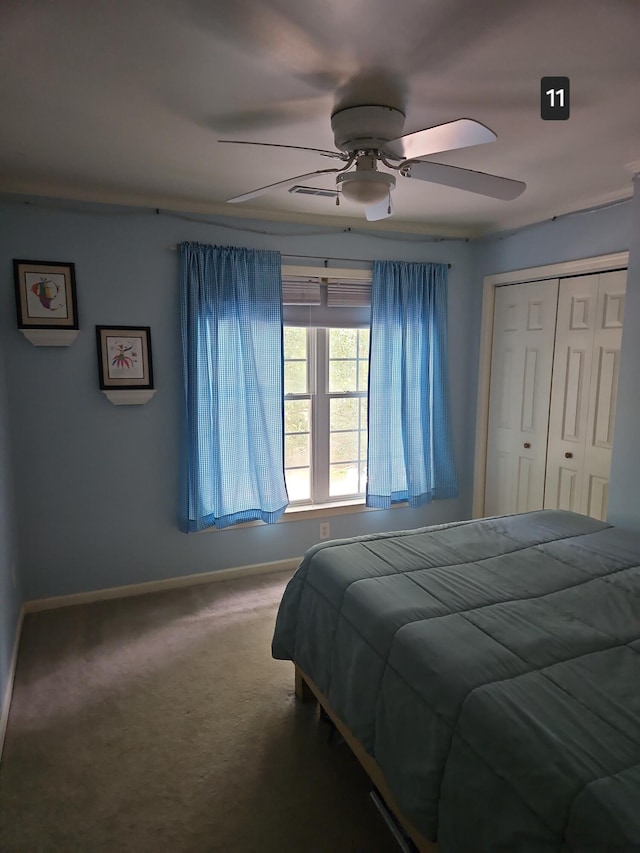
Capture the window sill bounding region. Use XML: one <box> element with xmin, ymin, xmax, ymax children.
<box><xmin>285</xmin><ymin>499</ymin><xmax>369</xmax><ymax>520</ymax></box>
<box><xmin>201</xmin><ymin>499</ymin><xmax>406</xmax><ymax>532</ymax></box>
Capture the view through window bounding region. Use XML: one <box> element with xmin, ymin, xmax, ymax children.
<box><xmin>284</xmin><ymin>326</ymin><xmax>369</xmax><ymax>504</ymax></box>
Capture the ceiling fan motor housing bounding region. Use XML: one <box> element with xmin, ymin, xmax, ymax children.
<box><xmin>331</xmin><ymin>105</ymin><xmax>406</xmax><ymax>153</ymax></box>
<box><xmin>337</xmin><ymin>156</ymin><xmax>396</xmax><ymax>204</ymax></box>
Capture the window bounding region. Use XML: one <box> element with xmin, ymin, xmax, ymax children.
<box><xmin>284</xmin><ymin>326</ymin><xmax>369</xmax><ymax>505</ymax></box>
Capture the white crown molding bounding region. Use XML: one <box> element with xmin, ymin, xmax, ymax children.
<box><xmin>0</xmin><ymin>183</ymin><xmax>472</xmax><ymax>238</ymax></box>
<box><xmin>2</xmin><ymin>177</ymin><xmax>634</xmax><ymax>242</ymax></box>
<box><xmin>479</xmin><ymin>187</ymin><xmax>634</xmax><ymax>237</ymax></box>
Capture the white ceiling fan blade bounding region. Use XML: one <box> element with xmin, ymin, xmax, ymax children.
<box><xmin>381</xmin><ymin>119</ymin><xmax>496</xmax><ymax>161</ymax></box>
<box><xmin>218</xmin><ymin>139</ymin><xmax>344</xmax><ymax>160</ymax></box>
<box><xmin>402</xmin><ymin>160</ymin><xmax>525</xmax><ymax>200</ymax></box>
<box><xmin>212</xmin><ymin>94</ymin><xmax>330</xmax><ymax>133</ymax></box>
<box><xmin>365</xmin><ymin>195</ymin><xmax>394</xmax><ymax>221</ymax></box>
<box><xmin>227</xmin><ymin>168</ymin><xmax>342</xmax><ymax>203</ymax></box>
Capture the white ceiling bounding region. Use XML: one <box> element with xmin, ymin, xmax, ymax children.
<box><xmin>1</xmin><ymin>0</ymin><xmax>639</xmax><ymax>237</ymax></box>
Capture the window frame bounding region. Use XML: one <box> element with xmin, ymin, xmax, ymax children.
<box><xmin>282</xmin><ymin>328</ymin><xmax>315</xmax><ymax>506</ymax></box>
<box><xmin>282</xmin><ymin>265</ymin><xmax>372</xmax><ymax>509</ymax></box>
<box><xmin>284</xmin><ymin>325</ymin><xmax>369</xmax><ymax>508</ymax></box>
<box><xmin>324</xmin><ymin>327</ymin><xmax>369</xmax><ymax>500</ymax></box>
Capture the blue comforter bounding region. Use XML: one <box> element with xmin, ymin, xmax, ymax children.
<box><xmin>272</xmin><ymin>510</ymin><xmax>640</xmax><ymax>852</ymax></box>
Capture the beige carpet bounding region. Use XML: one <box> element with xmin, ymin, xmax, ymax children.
<box><xmin>0</xmin><ymin>571</ymin><xmax>400</xmax><ymax>853</ymax></box>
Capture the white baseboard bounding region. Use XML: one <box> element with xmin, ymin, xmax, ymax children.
<box><xmin>24</xmin><ymin>557</ymin><xmax>301</xmax><ymax>614</ymax></box>
<box><xmin>0</xmin><ymin>605</ymin><xmax>24</xmax><ymax>765</ymax></box>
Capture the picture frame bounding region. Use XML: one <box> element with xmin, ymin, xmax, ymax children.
<box><xmin>13</xmin><ymin>259</ymin><xmax>79</xmax><ymax>329</ymax></box>
<box><xmin>96</xmin><ymin>325</ymin><xmax>154</xmax><ymax>391</ymax></box>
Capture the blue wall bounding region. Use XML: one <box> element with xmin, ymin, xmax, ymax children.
<box><xmin>0</xmin><ymin>339</ymin><xmax>21</xmax><ymax>716</ymax></box>
<box><xmin>0</xmin><ymin>197</ymin><xmax>477</xmax><ymax>600</ymax></box>
<box><xmin>4</xmin><ymin>190</ymin><xmax>635</xmax><ymax>604</ymax></box>
<box><xmin>608</xmin><ymin>180</ymin><xmax>640</xmax><ymax>530</ymax></box>
<box><xmin>474</xmin><ymin>200</ymin><xmax>632</xmax><ymax>277</ymax></box>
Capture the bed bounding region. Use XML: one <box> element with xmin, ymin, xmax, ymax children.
<box><xmin>271</xmin><ymin>510</ymin><xmax>640</xmax><ymax>852</ymax></box>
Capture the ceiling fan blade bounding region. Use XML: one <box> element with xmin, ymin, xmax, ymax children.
<box><xmin>218</xmin><ymin>139</ymin><xmax>344</xmax><ymax>160</ymax></box>
<box><xmin>212</xmin><ymin>95</ymin><xmax>330</xmax><ymax>133</ymax></box>
<box><xmin>227</xmin><ymin>168</ymin><xmax>342</xmax><ymax>203</ymax></box>
<box><xmin>365</xmin><ymin>195</ymin><xmax>394</xmax><ymax>222</ymax></box>
<box><xmin>381</xmin><ymin>119</ymin><xmax>496</xmax><ymax>161</ymax></box>
<box><xmin>402</xmin><ymin>160</ymin><xmax>525</xmax><ymax>200</ymax></box>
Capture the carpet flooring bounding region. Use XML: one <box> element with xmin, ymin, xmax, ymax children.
<box><xmin>0</xmin><ymin>571</ymin><xmax>400</xmax><ymax>853</ymax></box>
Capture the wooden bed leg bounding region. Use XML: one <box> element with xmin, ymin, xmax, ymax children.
<box><xmin>294</xmin><ymin>665</ymin><xmax>316</xmax><ymax>703</ymax></box>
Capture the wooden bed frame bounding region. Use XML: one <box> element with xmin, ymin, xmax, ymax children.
<box><xmin>294</xmin><ymin>664</ymin><xmax>438</xmax><ymax>853</ymax></box>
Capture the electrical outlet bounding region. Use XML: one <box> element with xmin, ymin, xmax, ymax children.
<box><xmin>319</xmin><ymin>522</ymin><xmax>330</xmax><ymax>540</ymax></box>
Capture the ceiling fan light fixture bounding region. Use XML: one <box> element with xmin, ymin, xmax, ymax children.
<box><xmin>337</xmin><ymin>170</ymin><xmax>396</xmax><ymax>204</ymax></box>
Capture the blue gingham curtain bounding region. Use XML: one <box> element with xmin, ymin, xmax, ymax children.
<box><xmin>179</xmin><ymin>242</ymin><xmax>288</xmax><ymax>531</ymax></box>
<box><xmin>366</xmin><ymin>260</ymin><xmax>458</xmax><ymax>508</ymax></box>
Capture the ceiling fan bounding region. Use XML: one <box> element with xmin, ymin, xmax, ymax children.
<box><xmin>218</xmin><ymin>105</ymin><xmax>526</xmax><ymax>221</ymax></box>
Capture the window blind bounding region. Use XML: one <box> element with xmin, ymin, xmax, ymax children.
<box><xmin>282</xmin><ymin>276</ymin><xmax>372</xmax><ymax>307</ymax></box>
<box><xmin>282</xmin><ymin>277</ymin><xmax>322</xmax><ymax>306</ymax></box>
<box><xmin>326</xmin><ymin>279</ymin><xmax>371</xmax><ymax>308</ymax></box>
<box><xmin>282</xmin><ymin>273</ymin><xmax>372</xmax><ymax>328</ymax></box>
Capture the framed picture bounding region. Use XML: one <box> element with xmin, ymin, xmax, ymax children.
<box><xmin>96</xmin><ymin>326</ymin><xmax>154</xmax><ymax>390</ymax></box>
<box><xmin>13</xmin><ymin>259</ymin><xmax>79</xmax><ymax>329</ymax></box>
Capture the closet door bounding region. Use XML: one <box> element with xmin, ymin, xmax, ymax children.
<box><xmin>582</xmin><ymin>270</ymin><xmax>625</xmax><ymax>518</ymax></box>
<box><xmin>544</xmin><ymin>270</ymin><xmax>626</xmax><ymax>520</ymax></box>
<box><xmin>543</xmin><ymin>274</ymin><xmax>599</xmax><ymax>514</ymax></box>
<box><xmin>484</xmin><ymin>279</ymin><xmax>559</xmax><ymax>516</ymax></box>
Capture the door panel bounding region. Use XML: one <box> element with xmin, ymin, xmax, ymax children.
<box><xmin>587</xmin><ymin>475</ymin><xmax>609</xmax><ymax>520</ymax></box>
<box><xmin>516</xmin><ymin>456</ymin><xmax>535</xmax><ymax>513</ymax></box>
<box><xmin>562</xmin><ymin>348</ymin><xmax>585</xmax><ymax>441</ymax></box>
<box><xmin>581</xmin><ymin>270</ymin><xmax>626</xmax><ymax>519</ymax></box>
<box><xmin>544</xmin><ymin>270</ymin><xmax>625</xmax><ymax>520</ymax></box>
<box><xmin>485</xmin><ymin>279</ymin><xmax>559</xmax><ymax>516</ymax></box>
<box><xmin>556</xmin><ymin>466</ymin><xmax>577</xmax><ymax>511</ymax></box>
<box><xmin>544</xmin><ymin>275</ymin><xmax>598</xmax><ymax>514</ymax></box>
<box><xmin>521</xmin><ymin>348</ymin><xmax>539</xmax><ymax>431</ymax></box>
<box><xmin>591</xmin><ymin>347</ymin><xmax>618</xmax><ymax>447</ymax></box>
<box><xmin>498</xmin><ymin>349</ymin><xmax>514</xmax><ymax>429</ymax></box>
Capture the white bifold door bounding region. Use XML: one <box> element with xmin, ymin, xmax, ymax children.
<box><xmin>485</xmin><ymin>279</ymin><xmax>559</xmax><ymax>516</ymax></box>
<box><xmin>484</xmin><ymin>270</ymin><xmax>626</xmax><ymax>520</ymax></box>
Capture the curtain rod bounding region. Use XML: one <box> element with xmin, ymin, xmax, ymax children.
<box><xmin>168</xmin><ymin>246</ymin><xmax>451</xmax><ymax>268</ymax></box>
<box><xmin>283</xmin><ymin>253</ymin><xmax>452</xmax><ymax>269</ymax></box>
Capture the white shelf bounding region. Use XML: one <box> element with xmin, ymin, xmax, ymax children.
<box><xmin>102</xmin><ymin>389</ymin><xmax>156</xmax><ymax>406</ymax></box>
<box><xmin>21</xmin><ymin>329</ymin><xmax>80</xmax><ymax>347</ymax></box>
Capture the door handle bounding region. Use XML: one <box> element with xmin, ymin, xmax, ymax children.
<box><xmin>523</xmin><ymin>442</ymin><xmax>531</xmax><ymax>449</ymax></box>
<box><xmin>564</xmin><ymin>452</ymin><xmax>573</xmax><ymax>459</ymax></box>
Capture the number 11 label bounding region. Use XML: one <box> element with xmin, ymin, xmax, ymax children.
<box><xmin>541</xmin><ymin>77</ymin><xmax>570</xmax><ymax>120</ymax></box>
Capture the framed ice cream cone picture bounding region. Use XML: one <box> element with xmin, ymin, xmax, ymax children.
<box><xmin>14</xmin><ymin>259</ymin><xmax>79</xmax><ymax>329</ymax></box>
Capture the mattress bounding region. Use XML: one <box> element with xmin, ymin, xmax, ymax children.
<box><xmin>271</xmin><ymin>510</ymin><xmax>640</xmax><ymax>852</ymax></box>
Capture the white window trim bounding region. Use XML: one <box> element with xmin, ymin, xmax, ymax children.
<box><xmin>282</xmin><ymin>262</ymin><xmax>372</xmax><ymax>511</ymax></box>
<box><xmin>285</xmin><ymin>326</ymin><xmax>368</xmax><ymax>508</ymax></box>
<box><xmin>201</xmin><ymin>499</ymin><xmax>408</xmax><ymax>532</ymax></box>
<box><xmin>282</xmin><ymin>264</ymin><xmax>372</xmax><ymax>281</ymax></box>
